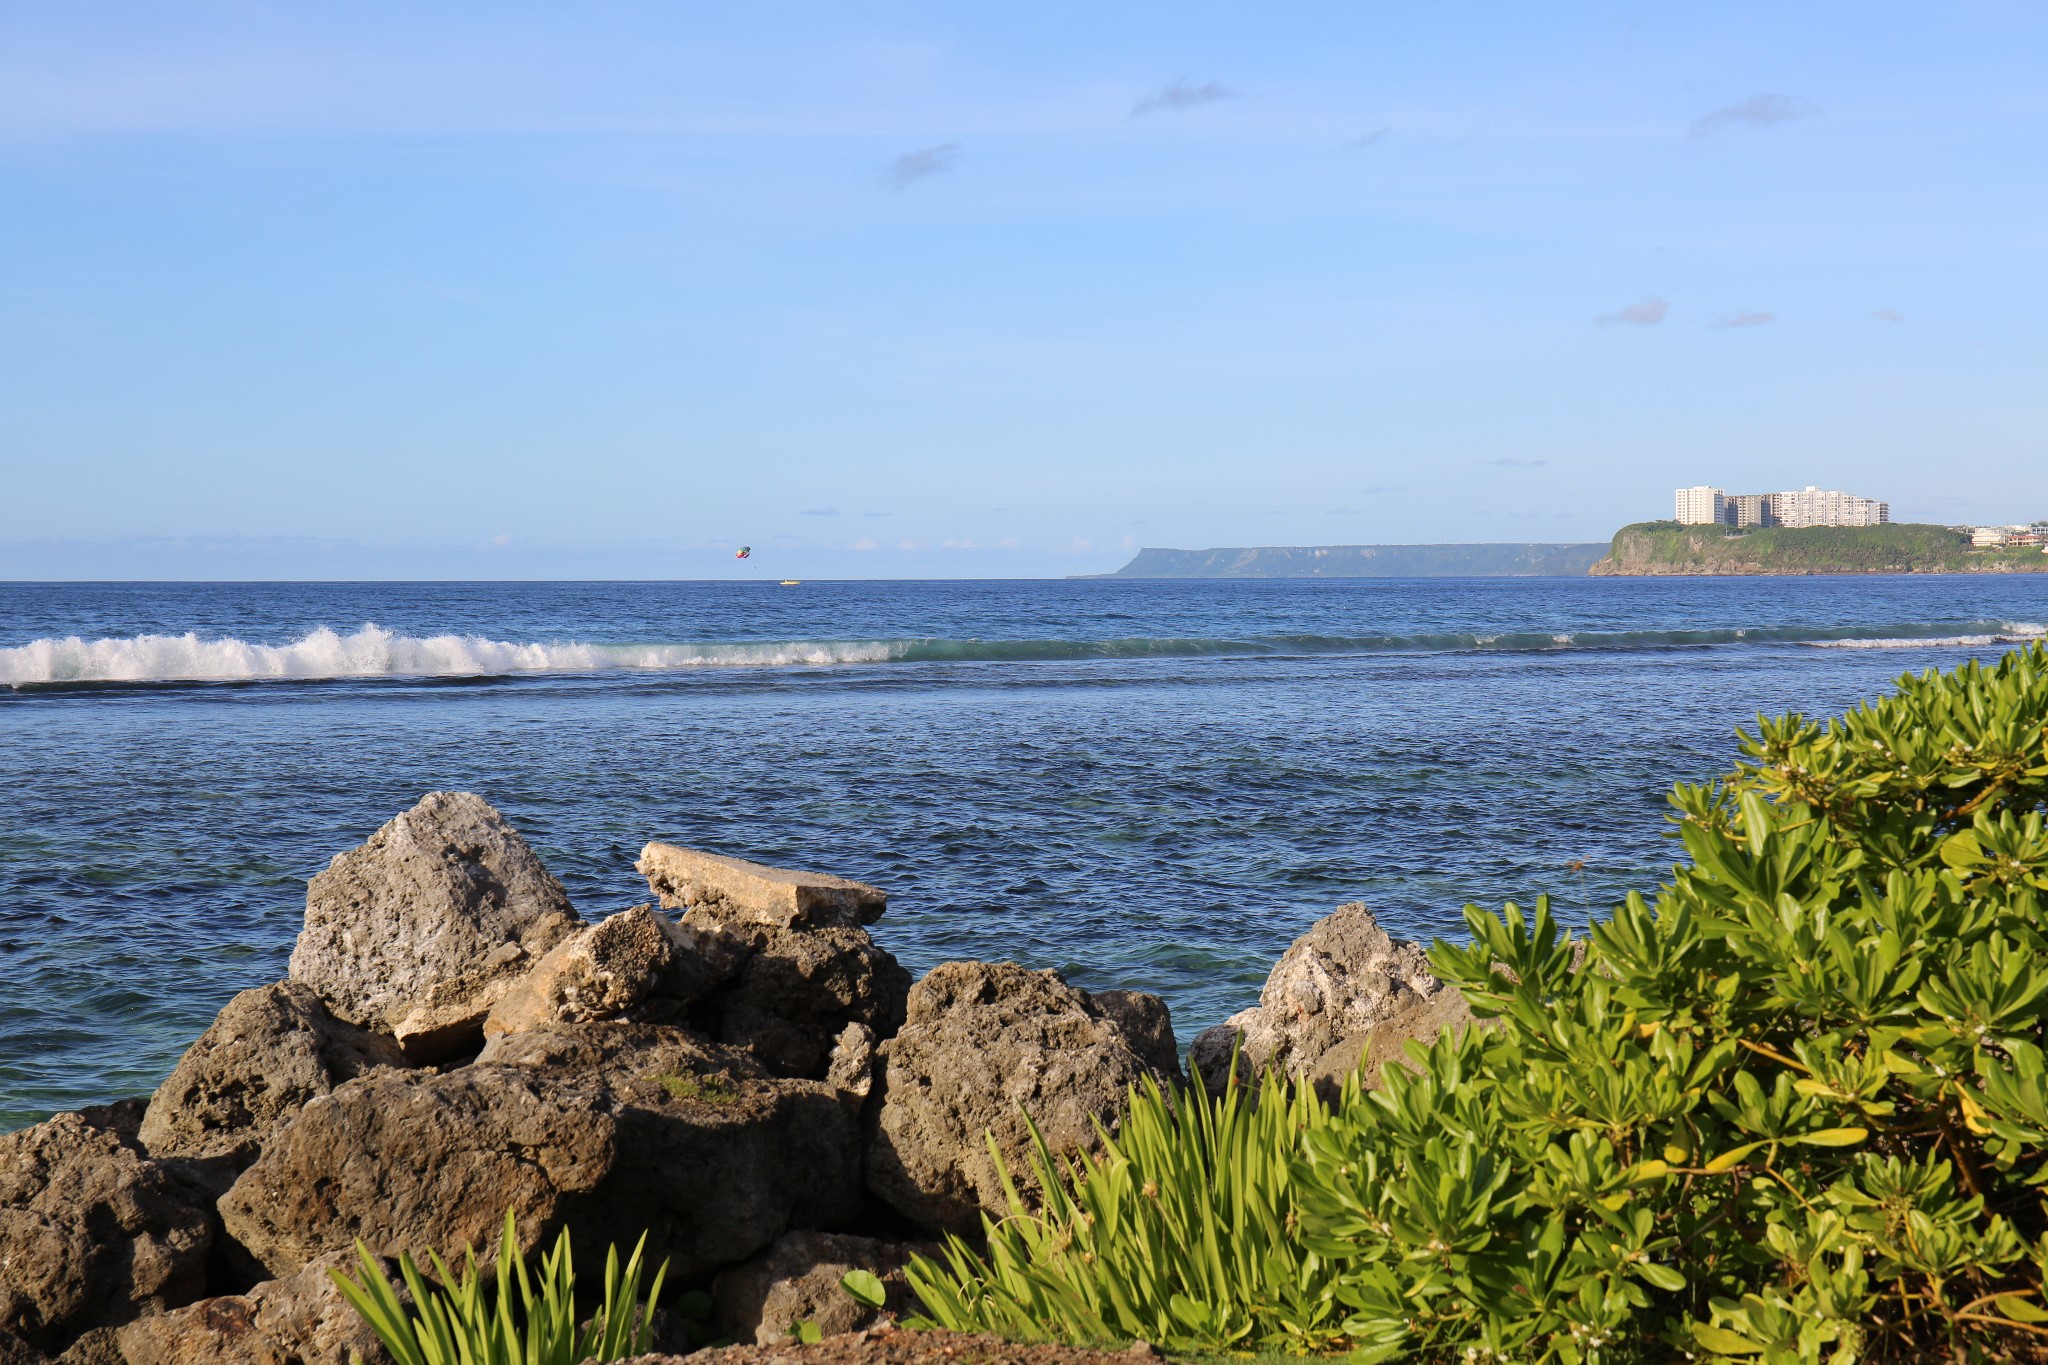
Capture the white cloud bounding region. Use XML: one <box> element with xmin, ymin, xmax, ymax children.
<box><xmin>1688</xmin><ymin>93</ymin><xmax>1818</xmax><ymax>140</ymax></box>
<box><xmin>1596</xmin><ymin>295</ymin><xmax>1669</xmax><ymax>326</ymax></box>
<box><xmin>882</xmin><ymin>143</ymin><xmax>959</xmax><ymax>190</ymax></box>
<box><xmin>1130</xmin><ymin>79</ymin><xmax>1240</xmax><ymax>118</ymax></box>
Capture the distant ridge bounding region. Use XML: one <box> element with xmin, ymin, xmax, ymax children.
<box><xmin>1086</xmin><ymin>543</ymin><xmax>1609</xmax><ymax>579</ymax></box>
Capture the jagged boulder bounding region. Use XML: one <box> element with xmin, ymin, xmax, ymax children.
<box><xmin>0</xmin><ymin>1113</ymin><xmax>213</xmax><ymax>1356</ymax></box>
<box><xmin>217</xmin><ymin>1066</ymin><xmax>617</xmax><ymax>1279</ymax></box>
<box><xmin>637</xmin><ymin>844</ymin><xmax>885</xmax><ymax>930</ymax></box>
<box><xmin>635</xmin><ymin>844</ymin><xmax>909</xmax><ymax>1080</ymax></box>
<box><xmin>1188</xmin><ymin>902</ymin><xmax>1472</xmax><ymax>1096</ymax></box>
<box><xmin>289</xmin><ymin>791</ymin><xmax>581</xmax><ymax>1061</ymax></box>
<box><xmin>138</xmin><ymin>981</ymin><xmax>407</xmax><ymax>1167</ymax></box>
<box><xmin>484</xmin><ymin>1021</ymin><xmax>865</xmax><ymax>1277</ymax></box>
<box><xmin>484</xmin><ymin>904</ymin><xmax>732</xmax><ymax>1040</ymax></box>
<box><xmin>711</xmin><ymin>1232</ymin><xmax>925</xmax><ymax>1345</ymax></box>
<box><xmin>116</xmin><ymin>1250</ymin><xmax>398</xmax><ymax>1365</ymax></box>
<box><xmin>865</xmin><ymin>962</ymin><xmax>1180</xmax><ymax>1234</ymax></box>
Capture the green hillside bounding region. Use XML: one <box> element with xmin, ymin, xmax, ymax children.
<box><xmin>1590</xmin><ymin>520</ymin><xmax>2048</xmax><ymax>575</ymax></box>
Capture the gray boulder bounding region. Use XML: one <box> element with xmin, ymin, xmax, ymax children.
<box><xmin>1189</xmin><ymin>902</ymin><xmax>1472</xmax><ymax>1097</ymax></box>
<box><xmin>0</xmin><ymin>1113</ymin><xmax>213</xmax><ymax>1355</ymax></box>
<box><xmin>217</xmin><ymin>1066</ymin><xmax>618</xmax><ymax>1279</ymax></box>
<box><xmin>634</xmin><ymin>843</ymin><xmax>909</xmax><ymax>1081</ymax></box>
<box><xmin>483</xmin><ymin>904</ymin><xmax>732</xmax><ymax>1041</ymax></box>
<box><xmin>138</xmin><ymin>981</ymin><xmax>407</xmax><ymax>1167</ymax></box>
<box><xmin>116</xmin><ymin>1250</ymin><xmax>398</xmax><ymax>1365</ymax></box>
<box><xmin>866</xmin><ymin>962</ymin><xmax>1180</xmax><ymax>1234</ymax></box>
<box><xmin>712</xmin><ymin>1231</ymin><xmax>925</xmax><ymax>1345</ymax></box>
<box><xmin>289</xmin><ymin>792</ymin><xmax>582</xmax><ymax>1061</ymax></box>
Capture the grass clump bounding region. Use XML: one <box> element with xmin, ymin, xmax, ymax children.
<box><xmin>648</xmin><ymin>1070</ymin><xmax>737</xmax><ymax>1104</ymax></box>
<box><xmin>331</xmin><ymin>1208</ymin><xmax>668</xmax><ymax>1365</ymax></box>
<box><xmin>909</xmin><ymin>645</ymin><xmax>2048</xmax><ymax>1362</ymax></box>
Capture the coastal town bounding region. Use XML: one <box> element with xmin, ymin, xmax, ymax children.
<box><xmin>1675</xmin><ymin>484</ymin><xmax>2048</xmax><ymax>549</ymax></box>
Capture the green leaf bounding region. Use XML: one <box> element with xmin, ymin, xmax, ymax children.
<box><xmin>1996</xmin><ymin>1294</ymin><xmax>2048</xmax><ymax>1324</ymax></box>
<box><xmin>1702</xmin><ymin>1140</ymin><xmax>1767</xmax><ymax>1174</ymax></box>
<box><xmin>841</xmin><ymin>1269</ymin><xmax>888</xmax><ymax>1310</ymax></box>
<box><xmin>1636</xmin><ymin>1262</ymin><xmax>1686</xmax><ymax>1292</ymax></box>
<box><xmin>1691</xmin><ymin>1323</ymin><xmax>1767</xmax><ymax>1355</ymax></box>
<box><xmin>796</xmin><ymin>1319</ymin><xmax>824</xmax><ymax>1344</ymax></box>
<box><xmin>1794</xmin><ymin>1127</ymin><xmax>1868</xmax><ymax>1147</ymax></box>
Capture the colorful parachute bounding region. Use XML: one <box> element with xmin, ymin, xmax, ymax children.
<box><xmin>735</xmin><ymin>546</ymin><xmax>751</xmax><ymax>559</ymax></box>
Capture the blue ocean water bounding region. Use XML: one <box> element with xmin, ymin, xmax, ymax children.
<box><xmin>4</xmin><ymin>575</ymin><xmax>2046</xmax><ymax>1131</ymax></box>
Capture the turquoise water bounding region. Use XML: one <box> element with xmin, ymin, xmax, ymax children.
<box><xmin>3</xmin><ymin>575</ymin><xmax>2045</xmax><ymax>1129</ymax></box>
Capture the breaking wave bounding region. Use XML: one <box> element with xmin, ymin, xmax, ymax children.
<box><xmin>4</xmin><ymin>620</ymin><xmax>2044</xmax><ymax>687</ymax></box>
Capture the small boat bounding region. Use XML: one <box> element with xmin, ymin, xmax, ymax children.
<box><xmin>779</xmin><ymin>579</ymin><xmax>802</xmax><ymax>586</ymax></box>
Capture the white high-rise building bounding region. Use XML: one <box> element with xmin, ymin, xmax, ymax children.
<box><xmin>1768</xmin><ymin>486</ymin><xmax>1890</xmax><ymax>528</ymax></box>
<box><xmin>1675</xmin><ymin>486</ymin><xmax>1726</xmax><ymax>525</ymax></box>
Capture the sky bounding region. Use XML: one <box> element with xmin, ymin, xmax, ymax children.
<box><xmin>1</xmin><ymin>1</ymin><xmax>2044</xmax><ymax>579</ymax></box>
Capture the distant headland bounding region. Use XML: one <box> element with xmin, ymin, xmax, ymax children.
<box><xmin>1082</xmin><ymin>543</ymin><xmax>1609</xmax><ymax>578</ymax></box>
<box><xmin>1591</xmin><ymin>521</ymin><xmax>2048</xmax><ymax>576</ymax></box>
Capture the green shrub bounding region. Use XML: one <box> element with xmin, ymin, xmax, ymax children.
<box><xmin>331</xmin><ymin>1209</ymin><xmax>669</xmax><ymax>1365</ymax></box>
<box><xmin>908</xmin><ymin>645</ymin><xmax>2048</xmax><ymax>1362</ymax></box>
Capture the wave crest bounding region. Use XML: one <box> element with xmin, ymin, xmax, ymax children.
<box><xmin>4</xmin><ymin>620</ymin><xmax>2044</xmax><ymax>687</ymax></box>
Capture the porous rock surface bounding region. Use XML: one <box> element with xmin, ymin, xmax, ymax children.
<box><xmin>866</xmin><ymin>962</ymin><xmax>1180</xmax><ymax>1234</ymax></box>
<box><xmin>115</xmin><ymin>1250</ymin><xmax>397</xmax><ymax>1365</ymax></box>
<box><xmin>289</xmin><ymin>791</ymin><xmax>581</xmax><ymax>1060</ymax></box>
<box><xmin>483</xmin><ymin>903</ymin><xmax>730</xmax><ymax>1040</ymax></box>
<box><xmin>217</xmin><ymin>1065</ymin><xmax>617</xmax><ymax>1279</ymax></box>
<box><xmin>138</xmin><ymin>980</ymin><xmax>407</xmax><ymax>1166</ymax></box>
<box><xmin>712</xmin><ymin>1231</ymin><xmax>926</xmax><ymax>1346</ymax></box>
<box><xmin>637</xmin><ymin>843</ymin><xmax>886</xmax><ymax>930</ymax></box>
<box><xmin>0</xmin><ymin>1113</ymin><xmax>213</xmax><ymax>1355</ymax></box>
<box><xmin>636</xmin><ymin>842</ymin><xmax>910</xmax><ymax>1080</ymax></box>
<box><xmin>1189</xmin><ymin>902</ymin><xmax>1471</xmax><ymax>1095</ymax></box>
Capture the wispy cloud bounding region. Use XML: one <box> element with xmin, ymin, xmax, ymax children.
<box><xmin>1688</xmin><ymin>93</ymin><xmax>1818</xmax><ymax>140</ymax></box>
<box><xmin>1484</xmin><ymin>458</ymin><xmax>1549</xmax><ymax>469</ymax></box>
<box><xmin>1596</xmin><ymin>296</ymin><xmax>1669</xmax><ymax>326</ymax></box>
<box><xmin>1130</xmin><ymin>79</ymin><xmax>1240</xmax><ymax>118</ymax></box>
<box><xmin>863</xmin><ymin>510</ymin><xmax>893</xmax><ymax>518</ymax></box>
<box><xmin>800</xmin><ymin>507</ymin><xmax>839</xmax><ymax>517</ymax></box>
<box><xmin>1720</xmin><ymin>312</ymin><xmax>1776</xmax><ymax>328</ymax></box>
<box><xmin>848</xmin><ymin>537</ymin><xmax>879</xmax><ymax>551</ymax></box>
<box><xmin>1345</xmin><ymin>126</ymin><xmax>1391</xmax><ymax>150</ymax></box>
<box><xmin>881</xmin><ymin>143</ymin><xmax>959</xmax><ymax>190</ymax></box>
<box><xmin>1873</xmin><ymin>308</ymin><xmax>1906</xmax><ymax>323</ymax></box>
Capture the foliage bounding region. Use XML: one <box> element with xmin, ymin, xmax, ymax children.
<box><xmin>648</xmin><ymin>1070</ymin><xmax>736</xmax><ymax>1104</ymax></box>
<box><xmin>331</xmin><ymin>1209</ymin><xmax>669</xmax><ymax>1365</ymax></box>
<box><xmin>1600</xmin><ymin>520</ymin><xmax>2048</xmax><ymax>574</ymax></box>
<box><xmin>842</xmin><ymin>1268</ymin><xmax>888</xmax><ymax>1309</ymax></box>
<box><xmin>908</xmin><ymin>645</ymin><xmax>2048</xmax><ymax>1361</ymax></box>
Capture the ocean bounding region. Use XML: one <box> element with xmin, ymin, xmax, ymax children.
<box><xmin>4</xmin><ymin>575</ymin><xmax>2045</xmax><ymax>1131</ymax></box>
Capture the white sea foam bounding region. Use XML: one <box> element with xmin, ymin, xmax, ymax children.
<box><xmin>1808</xmin><ymin>623</ymin><xmax>2048</xmax><ymax>650</ymax></box>
<box><xmin>0</xmin><ymin>625</ymin><xmax>904</xmax><ymax>685</ymax></box>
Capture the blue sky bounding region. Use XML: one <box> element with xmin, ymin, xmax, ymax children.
<box><xmin>2</xmin><ymin>1</ymin><xmax>2043</xmax><ymax>579</ymax></box>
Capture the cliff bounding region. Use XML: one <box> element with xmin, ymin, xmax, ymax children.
<box><xmin>1589</xmin><ymin>521</ymin><xmax>2048</xmax><ymax>576</ymax></box>
<box><xmin>1094</xmin><ymin>542</ymin><xmax>1608</xmax><ymax>578</ymax></box>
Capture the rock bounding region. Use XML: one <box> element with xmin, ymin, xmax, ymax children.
<box><xmin>484</xmin><ymin>904</ymin><xmax>730</xmax><ymax>1040</ymax></box>
<box><xmin>289</xmin><ymin>792</ymin><xmax>581</xmax><ymax>1061</ymax></box>
<box><xmin>138</xmin><ymin>981</ymin><xmax>407</xmax><ymax>1167</ymax></box>
<box><xmin>583</xmin><ymin>1071</ymin><xmax>867</xmax><ymax>1281</ymax></box>
<box><xmin>684</xmin><ymin>921</ymin><xmax>910</xmax><ymax>1080</ymax></box>
<box><xmin>477</xmin><ymin>1018</ymin><xmax>770</xmax><ymax>1087</ymax></box>
<box><xmin>712</xmin><ymin>1232</ymin><xmax>924</xmax><ymax>1345</ymax></box>
<box><xmin>823</xmin><ymin>1023</ymin><xmax>877</xmax><ymax>1100</ymax></box>
<box><xmin>73</xmin><ymin>1099</ymin><xmax>148</xmax><ymax>1147</ymax></box>
<box><xmin>0</xmin><ymin>1333</ymin><xmax>44</xmax><ymax>1365</ymax></box>
<box><xmin>637</xmin><ymin>843</ymin><xmax>885</xmax><ymax>930</ymax></box>
<box><xmin>0</xmin><ymin>1113</ymin><xmax>213</xmax><ymax>1355</ymax></box>
<box><xmin>217</xmin><ymin>1066</ymin><xmax>617</xmax><ymax>1279</ymax></box>
<box><xmin>1087</xmin><ymin>990</ymin><xmax>1181</xmax><ymax>1081</ymax></box>
<box><xmin>866</xmin><ymin>962</ymin><xmax>1180</xmax><ymax>1234</ymax></box>
<box><xmin>116</xmin><ymin>1250</ymin><xmax>398</xmax><ymax>1365</ymax></box>
<box><xmin>220</xmin><ymin>1029</ymin><xmax>863</xmax><ymax>1285</ymax></box>
<box><xmin>49</xmin><ymin>1329</ymin><xmax>123</xmax><ymax>1365</ymax></box>
<box><xmin>1188</xmin><ymin>903</ymin><xmax>1472</xmax><ymax>1096</ymax></box>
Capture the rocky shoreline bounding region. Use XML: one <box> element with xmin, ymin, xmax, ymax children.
<box><xmin>0</xmin><ymin>793</ymin><xmax>1473</xmax><ymax>1364</ymax></box>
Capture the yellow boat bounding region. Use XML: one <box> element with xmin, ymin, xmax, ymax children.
<box><xmin>779</xmin><ymin>579</ymin><xmax>801</xmax><ymax>586</ymax></box>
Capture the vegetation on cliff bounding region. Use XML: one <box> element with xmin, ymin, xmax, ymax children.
<box><xmin>911</xmin><ymin>644</ymin><xmax>2048</xmax><ymax>1362</ymax></box>
<box><xmin>1592</xmin><ymin>521</ymin><xmax>2048</xmax><ymax>576</ymax></box>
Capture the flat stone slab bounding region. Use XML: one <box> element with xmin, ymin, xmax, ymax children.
<box><xmin>636</xmin><ymin>844</ymin><xmax>885</xmax><ymax>930</ymax></box>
